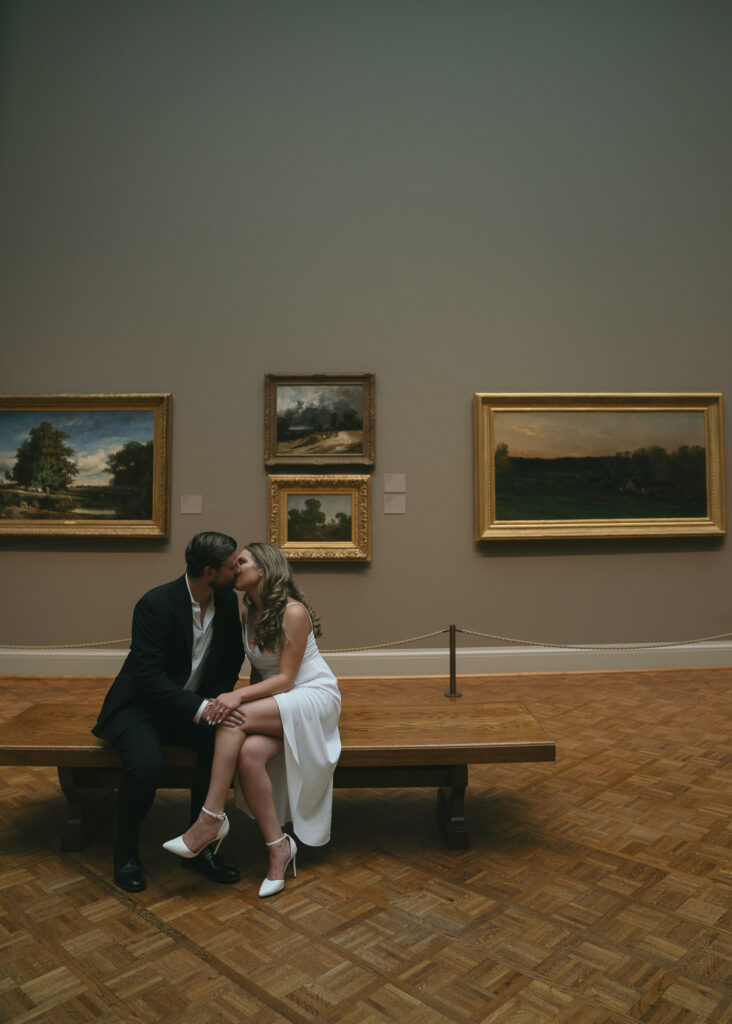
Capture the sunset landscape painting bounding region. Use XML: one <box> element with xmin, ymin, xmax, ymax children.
<box><xmin>474</xmin><ymin>394</ymin><xmax>725</xmax><ymax>540</ymax></box>
<box><xmin>493</xmin><ymin>409</ymin><xmax>708</xmax><ymax>520</ymax></box>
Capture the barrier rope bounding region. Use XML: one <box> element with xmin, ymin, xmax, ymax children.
<box><xmin>2</xmin><ymin>626</ymin><xmax>731</xmax><ymax>653</ymax></box>
<box><xmin>0</xmin><ymin>639</ymin><xmax>133</xmax><ymax>650</ymax></box>
<box><xmin>454</xmin><ymin>627</ymin><xmax>732</xmax><ymax>652</ymax></box>
<box><xmin>323</xmin><ymin>629</ymin><xmax>448</xmax><ymax>654</ymax></box>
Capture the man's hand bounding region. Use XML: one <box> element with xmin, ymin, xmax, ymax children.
<box><xmin>220</xmin><ymin>708</ymin><xmax>247</xmax><ymax>727</ymax></box>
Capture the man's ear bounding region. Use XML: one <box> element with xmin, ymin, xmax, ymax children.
<box><xmin>201</xmin><ymin>565</ymin><xmax>216</xmax><ymax>585</ymax></box>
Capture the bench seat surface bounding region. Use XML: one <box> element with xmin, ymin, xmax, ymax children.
<box><xmin>0</xmin><ymin>677</ymin><xmax>555</xmax><ymax>768</ymax></box>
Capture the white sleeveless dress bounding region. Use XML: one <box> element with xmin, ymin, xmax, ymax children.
<box><xmin>233</xmin><ymin>608</ymin><xmax>342</xmax><ymax>846</ymax></box>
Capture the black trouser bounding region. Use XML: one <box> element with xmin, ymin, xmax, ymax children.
<box><xmin>112</xmin><ymin>714</ymin><xmax>216</xmax><ymax>862</ymax></box>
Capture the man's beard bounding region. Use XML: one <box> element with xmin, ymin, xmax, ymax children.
<box><xmin>211</xmin><ymin>578</ymin><xmax>237</xmax><ymax>593</ymax></box>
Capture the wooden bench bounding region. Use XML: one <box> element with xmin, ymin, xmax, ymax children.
<box><xmin>0</xmin><ymin>676</ymin><xmax>555</xmax><ymax>850</ymax></box>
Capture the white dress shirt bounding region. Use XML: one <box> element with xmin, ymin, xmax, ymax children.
<box><xmin>183</xmin><ymin>574</ymin><xmax>216</xmax><ymax>723</ymax></box>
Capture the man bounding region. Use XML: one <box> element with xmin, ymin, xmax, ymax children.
<box><xmin>93</xmin><ymin>531</ymin><xmax>245</xmax><ymax>892</ymax></box>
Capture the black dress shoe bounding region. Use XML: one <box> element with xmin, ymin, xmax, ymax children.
<box><xmin>180</xmin><ymin>846</ymin><xmax>240</xmax><ymax>884</ymax></box>
<box><xmin>114</xmin><ymin>857</ymin><xmax>146</xmax><ymax>893</ymax></box>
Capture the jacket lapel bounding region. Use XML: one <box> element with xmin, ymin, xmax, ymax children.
<box><xmin>173</xmin><ymin>574</ymin><xmax>194</xmax><ymax>665</ymax></box>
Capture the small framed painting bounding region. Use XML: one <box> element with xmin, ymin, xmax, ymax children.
<box><xmin>0</xmin><ymin>393</ymin><xmax>172</xmax><ymax>537</ymax></box>
<box><xmin>474</xmin><ymin>393</ymin><xmax>726</xmax><ymax>540</ymax></box>
<box><xmin>264</xmin><ymin>373</ymin><xmax>375</xmax><ymax>466</ymax></box>
<box><xmin>268</xmin><ymin>474</ymin><xmax>371</xmax><ymax>561</ymax></box>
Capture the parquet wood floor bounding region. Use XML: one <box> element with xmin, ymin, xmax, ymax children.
<box><xmin>0</xmin><ymin>669</ymin><xmax>730</xmax><ymax>1024</ymax></box>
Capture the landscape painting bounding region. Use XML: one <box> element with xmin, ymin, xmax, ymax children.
<box><xmin>0</xmin><ymin>394</ymin><xmax>171</xmax><ymax>537</ymax></box>
<box><xmin>264</xmin><ymin>373</ymin><xmax>375</xmax><ymax>466</ymax></box>
<box><xmin>474</xmin><ymin>394</ymin><xmax>726</xmax><ymax>540</ymax></box>
<box><xmin>268</xmin><ymin>475</ymin><xmax>371</xmax><ymax>560</ymax></box>
<box><xmin>287</xmin><ymin>492</ymin><xmax>353</xmax><ymax>542</ymax></box>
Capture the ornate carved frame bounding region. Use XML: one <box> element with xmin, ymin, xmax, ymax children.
<box><xmin>264</xmin><ymin>373</ymin><xmax>375</xmax><ymax>467</ymax></box>
<box><xmin>0</xmin><ymin>393</ymin><xmax>171</xmax><ymax>538</ymax></box>
<box><xmin>268</xmin><ymin>474</ymin><xmax>371</xmax><ymax>561</ymax></box>
<box><xmin>474</xmin><ymin>392</ymin><xmax>726</xmax><ymax>540</ymax></box>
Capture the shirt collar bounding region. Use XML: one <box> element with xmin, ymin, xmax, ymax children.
<box><xmin>185</xmin><ymin>574</ymin><xmax>214</xmax><ymax>609</ymax></box>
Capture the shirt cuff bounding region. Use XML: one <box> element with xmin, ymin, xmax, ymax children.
<box><xmin>194</xmin><ymin>699</ymin><xmax>210</xmax><ymax>724</ymax></box>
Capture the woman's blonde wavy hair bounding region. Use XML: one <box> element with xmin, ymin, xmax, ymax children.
<box><xmin>242</xmin><ymin>541</ymin><xmax>322</xmax><ymax>652</ymax></box>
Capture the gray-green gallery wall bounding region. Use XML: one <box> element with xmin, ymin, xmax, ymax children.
<box><xmin>1</xmin><ymin>1</ymin><xmax>731</xmax><ymax>671</ymax></box>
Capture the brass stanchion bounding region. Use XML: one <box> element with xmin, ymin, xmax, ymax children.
<box><xmin>445</xmin><ymin>623</ymin><xmax>461</xmax><ymax>697</ymax></box>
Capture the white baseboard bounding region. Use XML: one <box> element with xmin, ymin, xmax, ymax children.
<box><xmin>1</xmin><ymin>642</ymin><xmax>731</xmax><ymax>678</ymax></box>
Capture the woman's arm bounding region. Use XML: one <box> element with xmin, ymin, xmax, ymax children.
<box><xmin>208</xmin><ymin>604</ymin><xmax>310</xmax><ymax>719</ymax></box>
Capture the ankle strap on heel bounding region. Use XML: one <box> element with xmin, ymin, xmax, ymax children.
<box><xmin>201</xmin><ymin>806</ymin><xmax>227</xmax><ymax>821</ymax></box>
<box><xmin>265</xmin><ymin>834</ymin><xmax>288</xmax><ymax>847</ymax></box>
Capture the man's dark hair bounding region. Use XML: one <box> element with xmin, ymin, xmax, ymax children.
<box><xmin>185</xmin><ymin>532</ymin><xmax>237</xmax><ymax>577</ymax></box>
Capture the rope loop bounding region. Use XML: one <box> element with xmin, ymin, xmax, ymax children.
<box><xmin>322</xmin><ymin>629</ymin><xmax>449</xmax><ymax>654</ymax></box>
<box><xmin>1</xmin><ymin>626</ymin><xmax>731</xmax><ymax>653</ymax></box>
<box><xmin>0</xmin><ymin>639</ymin><xmax>133</xmax><ymax>650</ymax></box>
<box><xmin>455</xmin><ymin>626</ymin><xmax>732</xmax><ymax>652</ymax></box>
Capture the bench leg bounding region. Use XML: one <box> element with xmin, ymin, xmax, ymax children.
<box><xmin>437</xmin><ymin>765</ymin><xmax>469</xmax><ymax>849</ymax></box>
<box><xmin>58</xmin><ymin>767</ymin><xmax>89</xmax><ymax>852</ymax></box>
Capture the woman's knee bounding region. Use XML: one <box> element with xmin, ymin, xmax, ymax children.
<box><xmin>238</xmin><ymin>735</ymin><xmax>266</xmax><ymax>772</ymax></box>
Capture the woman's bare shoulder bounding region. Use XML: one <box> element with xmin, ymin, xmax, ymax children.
<box><xmin>283</xmin><ymin>601</ymin><xmax>311</xmax><ymax>631</ymax></box>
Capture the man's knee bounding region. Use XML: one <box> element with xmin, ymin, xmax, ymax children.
<box><xmin>123</xmin><ymin>748</ymin><xmax>165</xmax><ymax>788</ymax></box>
<box><xmin>195</xmin><ymin>724</ymin><xmax>216</xmax><ymax>760</ymax></box>
<box><xmin>115</xmin><ymin>726</ymin><xmax>165</xmax><ymax>788</ymax></box>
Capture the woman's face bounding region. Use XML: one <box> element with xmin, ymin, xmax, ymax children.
<box><xmin>234</xmin><ymin>548</ymin><xmax>262</xmax><ymax>592</ymax></box>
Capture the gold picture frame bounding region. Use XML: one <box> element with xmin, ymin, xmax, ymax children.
<box><xmin>0</xmin><ymin>393</ymin><xmax>172</xmax><ymax>537</ymax></box>
<box><xmin>264</xmin><ymin>373</ymin><xmax>375</xmax><ymax>467</ymax></box>
<box><xmin>474</xmin><ymin>393</ymin><xmax>726</xmax><ymax>540</ymax></box>
<box><xmin>268</xmin><ymin>474</ymin><xmax>371</xmax><ymax>561</ymax></box>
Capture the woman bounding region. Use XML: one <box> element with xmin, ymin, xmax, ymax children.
<box><xmin>163</xmin><ymin>542</ymin><xmax>341</xmax><ymax>897</ymax></box>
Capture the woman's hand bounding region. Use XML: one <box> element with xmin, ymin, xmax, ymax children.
<box><xmin>205</xmin><ymin>690</ymin><xmax>244</xmax><ymax>726</ymax></box>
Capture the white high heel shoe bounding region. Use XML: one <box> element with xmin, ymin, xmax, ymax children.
<box><xmin>163</xmin><ymin>806</ymin><xmax>229</xmax><ymax>858</ymax></box>
<box><xmin>258</xmin><ymin>833</ymin><xmax>297</xmax><ymax>898</ymax></box>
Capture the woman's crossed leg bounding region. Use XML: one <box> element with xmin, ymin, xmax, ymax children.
<box><xmin>179</xmin><ymin>697</ymin><xmax>283</xmax><ymax>853</ymax></box>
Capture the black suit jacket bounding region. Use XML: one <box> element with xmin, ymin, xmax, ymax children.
<box><xmin>93</xmin><ymin>574</ymin><xmax>244</xmax><ymax>743</ymax></box>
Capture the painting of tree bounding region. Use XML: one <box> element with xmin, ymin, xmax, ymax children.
<box><xmin>5</xmin><ymin>421</ymin><xmax>79</xmax><ymax>491</ymax></box>
<box><xmin>107</xmin><ymin>440</ymin><xmax>154</xmax><ymax>505</ymax></box>
<box><xmin>287</xmin><ymin>494</ymin><xmax>352</xmax><ymax>541</ymax></box>
<box><xmin>0</xmin><ymin>395</ymin><xmax>171</xmax><ymax>536</ymax></box>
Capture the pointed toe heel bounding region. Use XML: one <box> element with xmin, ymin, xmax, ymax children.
<box><xmin>162</xmin><ymin>807</ymin><xmax>229</xmax><ymax>859</ymax></box>
<box><xmin>258</xmin><ymin>876</ymin><xmax>285</xmax><ymax>898</ymax></box>
<box><xmin>163</xmin><ymin>835</ymin><xmax>196</xmax><ymax>857</ymax></box>
<box><xmin>259</xmin><ymin>833</ymin><xmax>297</xmax><ymax>898</ymax></box>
